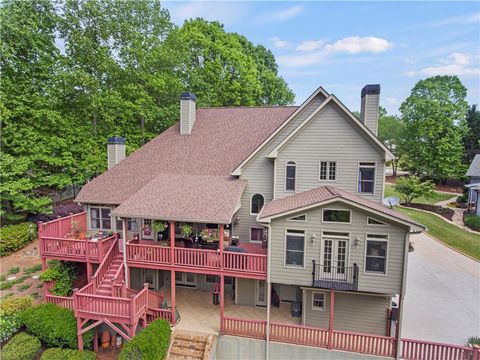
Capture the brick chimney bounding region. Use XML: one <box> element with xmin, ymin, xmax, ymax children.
<box><xmin>180</xmin><ymin>92</ymin><xmax>197</xmax><ymax>135</ymax></box>
<box><xmin>360</xmin><ymin>84</ymin><xmax>380</xmax><ymax>136</ymax></box>
<box><xmin>107</xmin><ymin>136</ymin><xmax>126</xmax><ymax>169</ymax></box>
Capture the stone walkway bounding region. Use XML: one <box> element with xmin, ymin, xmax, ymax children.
<box><xmin>434</xmin><ymin>195</ymin><xmax>473</xmax><ymax>232</ymax></box>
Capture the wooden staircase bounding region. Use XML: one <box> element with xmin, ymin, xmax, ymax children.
<box><xmin>95</xmin><ymin>254</ymin><xmax>123</xmax><ymax>296</ymax></box>
<box><xmin>168</xmin><ymin>331</ymin><xmax>216</xmax><ymax>360</ymax></box>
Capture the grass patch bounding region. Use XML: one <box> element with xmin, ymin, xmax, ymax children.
<box><xmin>0</xmin><ymin>275</ymin><xmax>29</xmax><ymax>290</ymax></box>
<box><xmin>7</xmin><ymin>267</ymin><xmax>19</xmax><ymax>275</ymax></box>
<box><xmin>464</xmin><ymin>214</ymin><xmax>480</xmax><ymax>232</ymax></box>
<box><xmin>2</xmin><ymin>293</ymin><xmax>14</xmax><ymax>299</ymax></box>
<box><xmin>24</xmin><ymin>264</ymin><xmax>42</xmax><ymax>274</ymax></box>
<box><xmin>385</xmin><ymin>184</ymin><xmax>454</xmax><ymax>205</ymax></box>
<box><xmin>0</xmin><ymin>273</ymin><xmax>6</xmax><ymax>282</ymax></box>
<box><xmin>17</xmin><ymin>283</ymin><xmax>32</xmax><ymax>292</ymax></box>
<box><xmin>396</xmin><ymin>206</ymin><xmax>480</xmax><ymax>260</ymax></box>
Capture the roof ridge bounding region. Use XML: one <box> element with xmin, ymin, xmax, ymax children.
<box><xmin>324</xmin><ymin>185</ymin><xmax>340</xmax><ymax>197</ymax></box>
<box><xmin>197</xmin><ymin>105</ymin><xmax>298</xmax><ymax>110</ymax></box>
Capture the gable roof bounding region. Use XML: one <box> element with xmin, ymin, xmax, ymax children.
<box><xmin>266</xmin><ymin>95</ymin><xmax>394</xmax><ymax>160</ymax></box>
<box><xmin>466</xmin><ymin>155</ymin><xmax>480</xmax><ymax>177</ymax></box>
<box><xmin>257</xmin><ymin>185</ymin><xmax>424</xmax><ymax>232</ymax></box>
<box><xmin>230</xmin><ymin>86</ymin><xmax>330</xmax><ymax>176</ymax></box>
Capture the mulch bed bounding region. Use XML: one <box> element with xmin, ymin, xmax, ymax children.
<box><xmin>404</xmin><ymin>203</ymin><xmax>455</xmax><ymax>221</ymax></box>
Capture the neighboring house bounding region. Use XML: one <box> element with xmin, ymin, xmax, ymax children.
<box><xmin>466</xmin><ymin>154</ymin><xmax>480</xmax><ymax>215</ymax></box>
<box><xmin>39</xmin><ymin>85</ymin><xmax>425</xmax><ymax>356</ymax></box>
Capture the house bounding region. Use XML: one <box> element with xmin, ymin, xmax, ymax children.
<box><xmin>39</xmin><ymin>85</ymin><xmax>426</xmax><ymax>357</ymax></box>
<box><xmin>466</xmin><ymin>154</ymin><xmax>480</xmax><ymax>216</ymax></box>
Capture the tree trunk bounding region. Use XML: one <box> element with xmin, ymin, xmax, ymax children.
<box><xmin>140</xmin><ymin>115</ymin><xmax>145</xmax><ymax>145</ymax></box>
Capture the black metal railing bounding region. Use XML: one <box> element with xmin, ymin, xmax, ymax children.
<box><xmin>312</xmin><ymin>260</ymin><xmax>359</xmax><ymax>291</ymax></box>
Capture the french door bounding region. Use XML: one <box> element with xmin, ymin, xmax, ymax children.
<box><xmin>322</xmin><ymin>237</ymin><xmax>349</xmax><ymax>279</ymax></box>
<box><xmin>175</xmin><ymin>272</ymin><xmax>196</xmax><ymax>287</ymax></box>
<box><xmin>256</xmin><ymin>280</ymin><xmax>267</xmax><ymax>306</ymax></box>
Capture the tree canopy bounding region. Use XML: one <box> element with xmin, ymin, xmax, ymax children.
<box><xmin>0</xmin><ymin>0</ymin><xmax>294</xmax><ymax>222</ymax></box>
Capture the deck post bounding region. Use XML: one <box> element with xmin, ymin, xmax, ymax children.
<box><xmin>395</xmin><ymin>295</ymin><xmax>403</xmax><ymax>359</ymax></box>
<box><xmin>327</xmin><ymin>288</ymin><xmax>335</xmax><ymax>349</ymax></box>
<box><xmin>219</xmin><ymin>224</ymin><xmax>224</xmax><ymax>269</ymax></box>
<box><xmin>219</xmin><ymin>274</ymin><xmax>224</xmax><ymax>333</ymax></box>
<box><xmin>122</xmin><ymin>221</ymin><xmax>129</xmax><ymax>286</ymax></box>
<box><xmin>38</xmin><ymin>221</ymin><xmax>43</xmax><ymax>256</ymax></box>
<box><xmin>93</xmin><ymin>329</ymin><xmax>98</xmax><ymax>352</ymax></box>
<box><xmin>169</xmin><ymin>222</ymin><xmax>175</xmax><ymax>265</ymax></box>
<box><xmin>86</xmin><ymin>262</ymin><xmax>93</xmax><ymax>280</ymax></box>
<box><xmin>170</xmin><ymin>269</ymin><xmax>176</xmax><ymax>324</ymax></box>
<box><xmin>73</xmin><ymin>289</ymin><xmax>83</xmax><ymax>350</ymax></box>
<box><xmin>41</xmin><ymin>258</ymin><xmax>48</xmax><ymax>299</ymax></box>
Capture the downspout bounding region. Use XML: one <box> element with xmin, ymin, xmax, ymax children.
<box><xmin>265</xmin><ymin>223</ymin><xmax>272</xmax><ymax>360</ymax></box>
<box><xmin>395</xmin><ymin>232</ymin><xmax>410</xmax><ymax>359</ymax></box>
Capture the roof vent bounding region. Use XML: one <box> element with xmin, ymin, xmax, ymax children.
<box><xmin>180</xmin><ymin>92</ymin><xmax>197</xmax><ymax>135</ymax></box>
<box><xmin>107</xmin><ymin>136</ymin><xmax>126</xmax><ymax>169</ymax></box>
<box><xmin>360</xmin><ymin>84</ymin><xmax>380</xmax><ymax>136</ymax></box>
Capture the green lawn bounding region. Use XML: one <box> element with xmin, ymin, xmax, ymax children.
<box><xmin>384</xmin><ymin>183</ymin><xmax>454</xmax><ymax>205</ymax></box>
<box><xmin>396</xmin><ymin>206</ymin><xmax>480</xmax><ymax>260</ymax></box>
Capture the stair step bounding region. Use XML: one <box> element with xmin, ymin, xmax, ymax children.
<box><xmin>174</xmin><ymin>334</ymin><xmax>209</xmax><ymax>343</ymax></box>
<box><xmin>168</xmin><ymin>355</ymin><xmax>202</xmax><ymax>360</ymax></box>
<box><xmin>172</xmin><ymin>339</ymin><xmax>206</xmax><ymax>351</ymax></box>
<box><xmin>170</xmin><ymin>347</ymin><xmax>204</xmax><ymax>358</ymax></box>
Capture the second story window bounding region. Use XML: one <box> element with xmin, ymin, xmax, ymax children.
<box><xmin>365</xmin><ymin>234</ymin><xmax>388</xmax><ymax>275</ymax></box>
<box><xmin>319</xmin><ymin>161</ymin><xmax>336</xmax><ymax>181</ymax></box>
<box><xmin>90</xmin><ymin>206</ymin><xmax>111</xmax><ymax>230</ymax></box>
<box><xmin>285</xmin><ymin>161</ymin><xmax>296</xmax><ymax>191</ymax></box>
<box><xmin>250</xmin><ymin>228</ymin><xmax>264</xmax><ymax>242</ymax></box>
<box><xmin>285</xmin><ymin>229</ymin><xmax>305</xmax><ymax>267</ymax></box>
<box><xmin>251</xmin><ymin>194</ymin><xmax>265</xmax><ymax>215</ymax></box>
<box><xmin>358</xmin><ymin>162</ymin><xmax>376</xmax><ymax>194</ymax></box>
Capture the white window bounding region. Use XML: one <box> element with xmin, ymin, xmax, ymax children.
<box><xmin>285</xmin><ymin>230</ymin><xmax>305</xmax><ymax>267</ymax></box>
<box><xmin>90</xmin><ymin>207</ymin><xmax>111</xmax><ymax>230</ymax></box>
<box><xmin>251</xmin><ymin>194</ymin><xmax>265</xmax><ymax>214</ymax></box>
<box><xmin>287</xmin><ymin>214</ymin><xmax>307</xmax><ymax>222</ymax></box>
<box><xmin>319</xmin><ymin>161</ymin><xmax>336</xmax><ymax>181</ymax></box>
<box><xmin>250</xmin><ymin>228</ymin><xmax>264</xmax><ymax>242</ymax></box>
<box><xmin>142</xmin><ymin>219</ymin><xmax>153</xmax><ymax>238</ymax></box>
<box><xmin>285</xmin><ymin>161</ymin><xmax>296</xmax><ymax>191</ymax></box>
<box><xmin>312</xmin><ymin>292</ymin><xmax>325</xmax><ymax>310</ymax></box>
<box><xmin>322</xmin><ymin>209</ymin><xmax>351</xmax><ymax>223</ymax></box>
<box><xmin>367</xmin><ymin>217</ymin><xmax>388</xmax><ymax>226</ymax></box>
<box><xmin>116</xmin><ymin>218</ymin><xmax>138</xmax><ymax>232</ymax></box>
<box><xmin>365</xmin><ymin>234</ymin><xmax>388</xmax><ymax>274</ymax></box>
<box><xmin>358</xmin><ymin>162</ymin><xmax>376</xmax><ymax>194</ymax></box>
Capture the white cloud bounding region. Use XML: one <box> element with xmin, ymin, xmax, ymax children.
<box><xmin>433</xmin><ymin>13</ymin><xmax>480</xmax><ymax>27</ymax></box>
<box><xmin>296</xmin><ymin>40</ymin><xmax>324</xmax><ymax>52</ymax></box>
<box><xmin>256</xmin><ymin>5</ymin><xmax>304</xmax><ymax>23</ymax></box>
<box><xmin>167</xmin><ymin>1</ymin><xmax>247</xmax><ymax>25</ymax></box>
<box><xmin>324</xmin><ymin>36</ymin><xmax>392</xmax><ymax>54</ymax></box>
<box><xmin>405</xmin><ymin>70</ymin><xmax>416</xmax><ymax>78</ymax></box>
<box><xmin>404</xmin><ymin>58</ymin><xmax>415</xmax><ymax>65</ymax></box>
<box><xmin>277</xmin><ymin>51</ymin><xmax>326</xmax><ymax>68</ymax></box>
<box><xmin>447</xmin><ymin>52</ymin><xmax>470</xmax><ymax>66</ymax></box>
<box><xmin>270</xmin><ymin>37</ymin><xmax>292</xmax><ymax>50</ymax></box>
<box><xmin>406</xmin><ymin>52</ymin><xmax>480</xmax><ymax>77</ymax></box>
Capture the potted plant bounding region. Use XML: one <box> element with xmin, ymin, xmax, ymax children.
<box><xmin>180</xmin><ymin>224</ymin><xmax>193</xmax><ymax>238</ymax></box>
<box><xmin>152</xmin><ymin>220</ymin><xmax>167</xmax><ymax>234</ymax></box>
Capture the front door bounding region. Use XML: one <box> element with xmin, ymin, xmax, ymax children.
<box><xmin>141</xmin><ymin>269</ymin><xmax>157</xmax><ymax>290</ymax></box>
<box><xmin>256</xmin><ymin>280</ymin><xmax>267</xmax><ymax>306</ymax></box>
<box><xmin>322</xmin><ymin>237</ymin><xmax>349</xmax><ymax>279</ymax></box>
<box><xmin>175</xmin><ymin>272</ymin><xmax>197</xmax><ymax>287</ymax></box>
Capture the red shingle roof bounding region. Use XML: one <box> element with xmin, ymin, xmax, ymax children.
<box><xmin>76</xmin><ymin>106</ymin><xmax>297</xmax><ymax>222</ymax></box>
<box><xmin>258</xmin><ymin>185</ymin><xmax>423</xmax><ymax>229</ymax></box>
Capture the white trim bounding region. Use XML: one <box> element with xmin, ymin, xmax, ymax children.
<box><xmin>89</xmin><ymin>205</ymin><xmax>113</xmax><ymax>231</ymax></box>
<box><xmin>283</xmin><ymin>228</ymin><xmax>306</xmax><ymax>269</ymax></box>
<box><xmin>357</xmin><ymin>161</ymin><xmax>377</xmax><ymax>196</ymax></box>
<box><xmin>250</xmin><ymin>193</ymin><xmax>265</xmax><ymax>216</ymax></box>
<box><xmin>318</xmin><ymin>160</ymin><xmax>337</xmax><ymax>182</ymax></box>
<box><xmin>286</xmin><ymin>214</ymin><xmax>307</xmax><ymax>222</ymax></box>
<box><xmin>321</xmin><ymin>208</ymin><xmax>352</xmax><ymax>224</ymax></box>
<box><xmin>266</xmin><ymin>95</ymin><xmax>394</xmax><ymax>161</ymax></box>
<box><xmin>320</xmin><ymin>231</ymin><xmax>351</xmax><ymax>277</ymax></box>
<box><xmin>311</xmin><ymin>291</ymin><xmax>326</xmax><ymax>311</ymax></box>
<box><xmin>230</xmin><ymin>86</ymin><xmax>330</xmax><ymax>176</ymax></box>
<box><xmin>367</xmin><ymin>217</ymin><xmax>389</xmax><ymax>227</ymax></box>
<box><xmin>363</xmin><ymin>233</ymin><xmax>389</xmax><ymax>277</ymax></box>
<box><xmin>284</xmin><ymin>161</ymin><xmax>297</xmax><ymax>192</ymax></box>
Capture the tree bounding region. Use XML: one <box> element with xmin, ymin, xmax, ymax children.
<box><xmin>394</xmin><ymin>176</ymin><xmax>435</xmax><ymax>206</ymax></box>
<box><xmin>463</xmin><ymin>104</ymin><xmax>480</xmax><ymax>163</ymax></box>
<box><xmin>378</xmin><ymin>113</ymin><xmax>405</xmax><ymax>177</ymax></box>
<box><xmin>399</xmin><ymin>76</ymin><xmax>467</xmax><ymax>182</ymax></box>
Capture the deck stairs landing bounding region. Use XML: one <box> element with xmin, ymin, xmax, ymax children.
<box><xmin>168</xmin><ymin>330</ymin><xmax>217</xmax><ymax>360</ymax></box>
<box><xmin>96</xmin><ymin>254</ymin><xmax>123</xmax><ymax>296</ymax></box>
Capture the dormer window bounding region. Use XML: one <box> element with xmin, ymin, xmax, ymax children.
<box><xmin>285</xmin><ymin>161</ymin><xmax>296</xmax><ymax>191</ymax></box>
<box><xmin>251</xmin><ymin>194</ymin><xmax>265</xmax><ymax>215</ymax></box>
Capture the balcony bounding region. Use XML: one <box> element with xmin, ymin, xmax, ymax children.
<box><xmin>312</xmin><ymin>260</ymin><xmax>359</xmax><ymax>291</ymax></box>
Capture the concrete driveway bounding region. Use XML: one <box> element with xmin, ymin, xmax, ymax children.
<box><xmin>402</xmin><ymin>232</ymin><xmax>480</xmax><ymax>345</ymax></box>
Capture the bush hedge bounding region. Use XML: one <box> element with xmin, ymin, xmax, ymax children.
<box><xmin>119</xmin><ymin>319</ymin><xmax>171</xmax><ymax>360</ymax></box>
<box><xmin>40</xmin><ymin>261</ymin><xmax>78</xmax><ymax>296</ymax></box>
<box><xmin>0</xmin><ymin>332</ymin><xmax>41</xmax><ymax>360</ymax></box>
<box><xmin>464</xmin><ymin>214</ymin><xmax>480</xmax><ymax>231</ymax></box>
<box><xmin>20</xmin><ymin>303</ymin><xmax>93</xmax><ymax>349</ymax></box>
<box><xmin>41</xmin><ymin>348</ymin><xmax>96</xmax><ymax>360</ymax></box>
<box><xmin>0</xmin><ymin>296</ymin><xmax>33</xmax><ymax>342</ymax></box>
<box><xmin>0</xmin><ymin>222</ymin><xmax>37</xmax><ymax>256</ymax></box>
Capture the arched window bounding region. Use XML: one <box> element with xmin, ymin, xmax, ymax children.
<box><xmin>285</xmin><ymin>161</ymin><xmax>296</xmax><ymax>191</ymax></box>
<box><xmin>251</xmin><ymin>194</ymin><xmax>265</xmax><ymax>214</ymax></box>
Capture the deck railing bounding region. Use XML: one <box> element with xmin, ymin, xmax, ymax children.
<box><xmin>223</xmin><ymin>251</ymin><xmax>267</xmax><ymax>274</ymax></box>
<box><xmin>332</xmin><ymin>329</ymin><xmax>396</xmax><ymax>357</ymax></box>
<box><xmin>39</xmin><ymin>212</ymin><xmax>87</xmax><ymax>238</ymax></box>
<box><xmin>126</xmin><ymin>243</ymin><xmax>171</xmax><ymax>265</ymax></box>
<box><xmin>401</xmin><ymin>338</ymin><xmax>480</xmax><ymax>360</ymax></box>
<box><xmin>222</xmin><ymin>316</ymin><xmax>267</xmax><ymax>340</ymax></box>
<box><xmin>46</xmin><ymin>294</ymin><xmax>74</xmax><ymax>310</ymax></box>
<box><xmin>175</xmin><ymin>248</ymin><xmax>220</xmax><ymax>269</ymax></box>
<box><xmin>312</xmin><ymin>260</ymin><xmax>359</xmax><ymax>291</ymax></box>
<box><xmin>270</xmin><ymin>322</ymin><xmax>329</xmax><ymax>348</ymax></box>
<box><xmin>147</xmin><ymin>308</ymin><xmax>173</xmax><ymax>323</ymax></box>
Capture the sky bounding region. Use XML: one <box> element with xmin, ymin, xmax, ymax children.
<box><xmin>163</xmin><ymin>1</ymin><xmax>480</xmax><ymax>114</ymax></box>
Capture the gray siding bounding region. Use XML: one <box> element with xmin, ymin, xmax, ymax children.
<box><xmin>180</xmin><ymin>99</ymin><xmax>196</xmax><ymax>135</ymax></box>
<box><xmin>274</xmin><ymin>103</ymin><xmax>385</xmax><ymax>203</ymax></box>
<box><xmin>269</xmin><ymin>202</ymin><xmax>409</xmax><ymax>294</ymax></box>
<box><xmin>303</xmin><ymin>289</ymin><xmax>390</xmax><ymax>335</ymax></box>
<box><xmin>234</xmin><ymin>94</ymin><xmax>326</xmax><ymax>243</ymax></box>
<box><xmin>360</xmin><ymin>93</ymin><xmax>379</xmax><ymax>136</ymax></box>
<box><xmin>236</xmin><ymin>278</ymin><xmax>256</xmax><ymax>306</ymax></box>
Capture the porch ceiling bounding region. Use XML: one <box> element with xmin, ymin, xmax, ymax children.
<box><xmin>111</xmin><ymin>174</ymin><xmax>246</xmax><ymax>224</ymax></box>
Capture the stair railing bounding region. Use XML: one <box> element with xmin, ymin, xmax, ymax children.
<box><xmin>90</xmin><ymin>234</ymin><xmax>118</xmax><ymax>292</ymax></box>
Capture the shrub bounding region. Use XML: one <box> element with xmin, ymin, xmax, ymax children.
<box><xmin>24</xmin><ymin>264</ymin><xmax>43</xmax><ymax>274</ymax></box>
<box><xmin>27</xmin><ymin>203</ymin><xmax>83</xmax><ymax>223</ymax></box>
<box><xmin>0</xmin><ymin>275</ymin><xmax>29</xmax><ymax>290</ymax></box>
<box><xmin>394</xmin><ymin>176</ymin><xmax>435</xmax><ymax>206</ymax></box>
<box><xmin>40</xmin><ymin>261</ymin><xmax>78</xmax><ymax>296</ymax></box>
<box><xmin>7</xmin><ymin>266</ymin><xmax>19</xmax><ymax>275</ymax></box>
<box><xmin>20</xmin><ymin>303</ymin><xmax>93</xmax><ymax>349</ymax></box>
<box><xmin>119</xmin><ymin>319</ymin><xmax>171</xmax><ymax>360</ymax></box>
<box><xmin>464</xmin><ymin>214</ymin><xmax>480</xmax><ymax>231</ymax></box>
<box><xmin>0</xmin><ymin>296</ymin><xmax>33</xmax><ymax>342</ymax></box>
<box><xmin>41</xmin><ymin>348</ymin><xmax>96</xmax><ymax>360</ymax></box>
<box><xmin>0</xmin><ymin>332</ymin><xmax>41</xmax><ymax>360</ymax></box>
<box><xmin>0</xmin><ymin>223</ymin><xmax>37</xmax><ymax>256</ymax></box>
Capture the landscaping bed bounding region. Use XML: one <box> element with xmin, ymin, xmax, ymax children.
<box><xmin>403</xmin><ymin>203</ymin><xmax>455</xmax><ymax>221</ymax></box>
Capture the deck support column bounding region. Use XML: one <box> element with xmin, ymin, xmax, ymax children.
<box><xmin>93</xmin><ymin>329</ymin><xmax>98</xmax><ymax>352</ymax></box>
<box><xmin>219</xmin><ymin>224</ymin><xmax>224</xmax><ymax>269</ymax></box>
<box><xmin>122</xmin><ymin>220</ymin><xmax>129</xmax><ymax>286</ymax></box>
<box><xmin>219</xmin><ymin>274</ymin><xmax>224</xmax><ymax>333</ymax></box>
<box><xmin>41</xmin><ymin>257</ymin><xmax>48</xmax><ymax>299</ymax></box>
<box><xmin>86</xmin><ymin>262</ymin><xmax>93</xmax><ymax>280</ymax></box>
<box><xmin>266</xmin><ymin>281</ymin><xmax>272</xmax><ymax>360</ymax></box>
<box><xmin>169</xmin><ymin>222</ymin><xmax>175</xmax><ymax>265</ymax></box>
<box><xmin>327</xmin><ymin>288</ymin><xmax>335</xmax><ymax>349</ymax></box>
<box><xmin>170</xmin><ymin>269</ymin><xmax>176</xmax><ymax>324</ymax></box>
